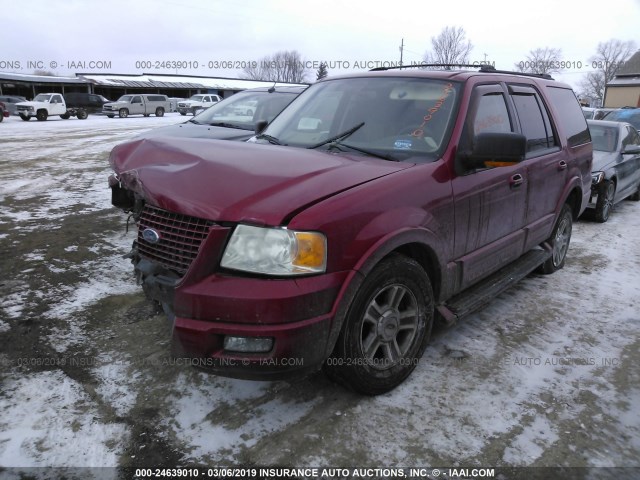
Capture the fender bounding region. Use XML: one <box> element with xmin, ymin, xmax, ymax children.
<box><xmin>323</xmin><ymin>226</ymin><xmax>447</xmax><ymax>357</ymax></box>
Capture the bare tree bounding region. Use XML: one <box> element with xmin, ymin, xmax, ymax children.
<box><xmin>515</xmin><ymin>47</ymin><xmax>562</xmax><ymax>75</ymax></box>
<box><xmin>422</xmin><ymin>26</ymin><xmax>473</xmax><ymax>68</ymax></box>
<box><xmin>241</xmin><ymin>50</ymin><xmax>308</xmax><ymax>83</ymax></box>
<box><xmin>579</xmin><ymin>39</ymin><xmax>636</xmax><ymax>104</ymax></box>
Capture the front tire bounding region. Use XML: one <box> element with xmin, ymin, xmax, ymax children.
<box><xmin>60</xmin><ymin>113</ymin><xmax>70</xmax><ymax>119</ymax></box>
<box><xmin>77</xmin><ymin>110</ymin><xmax>88</xmax><ymax>120</ymax></box>
<box><xmin>539</xmin><ymin>203</ymin><xmax>573</xmax><ymax>274</ymax></box>
<box><xmin>36</xmin><ymin>110</ymin><xmax>48</xmax><ymax>121</ymax></box>
<box><xmin>118</xmin><ymin>108</ymin><xmax>128</xmax><ymax>118</ymax></box>
<box><xmin>325</xmin><ymin>254</ymin><xmax>434</xmax><ymax>395</ymax></box>
<box><xmin>628</xmin><ymin>185</ymin><xmax>640</xmax><ymax>202</ymax></box>
<box><xmin>595</xmin><ymin>180</ymin><xmax>615</xmax><ymax>223</ymax></box>
<box><xmin>155</xmin><ymin>107</ymin><xmax>164</xmax><ymax>117</ymax></box>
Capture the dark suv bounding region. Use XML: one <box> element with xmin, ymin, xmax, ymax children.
<box><xmin>109</xmin><ymin>66</ymin><xmax>592</xmax><ymax>394</ymax></box>
<box><xmin>64</xmin><ymin>92</ymin><xmax>109</xmax><ymax>114</ymax></box>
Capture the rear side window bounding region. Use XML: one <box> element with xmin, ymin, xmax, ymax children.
<box><xmin>509</xmin><ymin>85</ymin><xmax>558</xmax><ymax>155</ymax></box>
<box><xmin>546</xmin><ymin>87</ymin><xmax>590</xmax><ymax>147</ymax></box>
<box><xmin>146</xmin><ymin>95</ymin><xmax>167</xmax><ymax>102</ymax></box>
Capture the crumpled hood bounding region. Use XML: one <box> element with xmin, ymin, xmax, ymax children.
<box><xmin>592</xmin><ymin>150</ymin><xmax>618</xmax><ymax>172</ymax></box>
<box><xmin>109</xmin><ymin>137</ymin><xmax>413</xmax><ymax>225</ymax></box>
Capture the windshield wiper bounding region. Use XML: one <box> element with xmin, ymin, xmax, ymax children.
<box><xmin>188</xmin><ymin>119</ymin><xmax>202</xmax><ymax>125</ymax></box>
<box><xmin>307</xmin><ymin>122</ymin><xmax>365</xmax><ymax>149</ymax></box>
<box><xmin>208</xmin><ymin>122</ymin><xmax>252</xmax><ymax>130</ymax></box>
<box><xmin>256</xmin><ymin>133</ymin><xmax>283</xmax><ymax>145</ymax></box>
<box><xmin>327</xmin><ymin>142</ymin><xmax>397</xmax><ymax>161</ymax></box>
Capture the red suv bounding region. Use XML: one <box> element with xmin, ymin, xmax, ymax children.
<box><xmin>109</xmin><ymin>66</ymin><xmax>592</xmax><ymax>394</ymax></box>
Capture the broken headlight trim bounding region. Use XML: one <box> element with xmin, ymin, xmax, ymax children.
<box><xmin>220</xmin><ymin>224</ymin><xmax>327</xmax><ymax>276</ymax></box>
<box><xmin>592</xmin><ymin>172</ymin><xmax>605</xmax><ymax>185</ymax></box>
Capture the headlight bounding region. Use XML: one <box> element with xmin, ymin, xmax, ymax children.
<box><xmin>592</xmin><ymin>171</ymin><xmax>604</xmax><ymax>185</ymax></box>
<box><xmin>221</xmin><ymin>225</ymin><xmax>327</xmax><ymax>276</ymax></box>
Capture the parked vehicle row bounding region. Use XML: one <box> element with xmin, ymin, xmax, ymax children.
<box><xmin>15</xmin><ymin>93</ymin><xmax>103</xmax><ymax>121</ymax></box>
<box><xmin>108</xmin><ymin>65</ymin><xmax>593</xmax><ymax>395</ymax></box>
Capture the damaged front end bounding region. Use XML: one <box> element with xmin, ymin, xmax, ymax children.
<box><xmin>108</xmin><ymin>170</ymin><xmax>217</xmax><ymax>322</ymax></box>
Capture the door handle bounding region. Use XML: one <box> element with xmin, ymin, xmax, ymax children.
<box><xmin>510</xmin><ymin>173</ymin><xmax>524</xmax><ymax>189</ymax></box>
<box><xmin>558</xmin><ymin>160</ymin><xmax>568</xmax><ymax>170</ymax></box>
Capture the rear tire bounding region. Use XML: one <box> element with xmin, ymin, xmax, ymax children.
<box><xmin>180</xmin><ymin>112</ymin><xmax>186</xmax><ymax>116</ymax></box>
<box><xmin>77</xmin><ymin>110</ymin><xmax>88</xmax><ymax>120</ymax></box>
<box><xmin>595</xmin><ymin>180</ymin><xmax>615</xmax><ymax>223</ymax></box>
<box><xmin>325</xmin><ymin>254</ymin><xmax>434</xmax><ymax>395</ymax></box>
<box><xmin>628</xmin><ymin>186</ymin><xmax>640</xmax><ymax>201</ymax></box>
<box><xmin>60</xmin><ymin>113</ymin><xmax>70</xmax><ymax>119</ymax></box>
<box><xmin>36</xmin><ymin>110</ymin><xmax>48</xmax><ymax>121</ymax></box>
<box><xmin>107</xmin><ymin>115</ymin><xmax>114</xmax><ymax>118</ymax></box>
<box><xmin>155</xmin><ymin>107</ymin><xmax>164</xmax><ymax>117</ymax></box>
<box><xmin>118</xmin><ymin>108</ymin><xmax>128</xmax><ymax>118</ymax></box>
<box><xmin>539</xmin><ymin>204</ymin><xmax>573</xmax><ymax>274</ymax></box>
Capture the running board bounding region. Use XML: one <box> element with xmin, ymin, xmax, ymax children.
<box><xmin>436</xmin><ymin>248</ymin><xmax>552</xmax><ymax>326</ymax></box>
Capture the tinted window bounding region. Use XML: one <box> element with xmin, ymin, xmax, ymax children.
<box><xmin>146</xmin><ymin>95</ymin><xmax>167</xmax><ymax>102</ymax></box>
<box><xmin>545</xmin><ymin>87</ymin><xmax>590</xmax><ymax>147</ymax></box>
<box><xmin>131</xmin><ymin>96</ymin><xmax>142</xmax><ymax>103</ymax></box>
<box><xmin>510</xmin><ymin>86</ymin><xmax>557</xmax><ymax>154</ymax></box>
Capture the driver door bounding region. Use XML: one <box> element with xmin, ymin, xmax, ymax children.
<box><xmin>451</xmin><ymin>84</ymin><xmax>528</xmax><ymax>289</ymax></box>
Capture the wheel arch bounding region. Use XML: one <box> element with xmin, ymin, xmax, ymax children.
<box><xmin>324</xmin><ymin>229</ymin><xmax>445</xmax><ymax>358</ymax></box>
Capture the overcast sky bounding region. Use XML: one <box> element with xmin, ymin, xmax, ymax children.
<box><xmin>1</xmin><ymin>0</ymin><xmax>639</xmax><ymax>89</ymax></box>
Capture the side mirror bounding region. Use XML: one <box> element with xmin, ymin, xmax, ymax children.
<box><xmin>622</xmin><ymin>144</ymin><xmax>640</xmax><ymax>155</ymax></box>
<box><xmin>459</xmin><ymin>132</ymin><xmax>527</xmax><ymax>170</ymax></box>
<box><xmin>255</xmin><ymin>120</ymin><xmax>268</xmax><ymax>135</ymax></box>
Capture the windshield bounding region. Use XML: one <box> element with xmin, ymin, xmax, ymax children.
<box><xmin>604</xmin><ymin>110</ymin><xmax>640</xmax><ymax>130</ymax></box>
<box><xmin>260</xmin><ymin>77</ymin><xmax>460</xmax><ymax>161</ymax></box>
<box><xmin>189</xmin><ymin>95</ymin><xmax>205</xmax><ymax>101</ymax></box>
<box><xmin>117</xmin><ymin>95</ymin><xmax>133</xmax><ymax>102</ymax></box>
<box><xmin>33</xmin><ymin>94</ymin><xmax>52</xmax><ymax>102</ymax></box>
<box><xmin>590</xmin><ymin>124</ymin><xmax>619</xmax><ymax>152</ymax></box>
<box><xmin>191</xmin><ymin>90</ymin><xmax>300</xmax><ymax>129</ymax></box>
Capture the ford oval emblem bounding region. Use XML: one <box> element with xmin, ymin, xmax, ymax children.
<box><xmin>142</xmin><ymin>228</ymin><xmax>161</xmax><ymax>244</ymax></box>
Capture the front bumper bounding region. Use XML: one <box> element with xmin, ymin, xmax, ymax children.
<box><xmin>140</xmin><ymin>257</ymin><xmax>349</xmax><ymax>379</ymax></box>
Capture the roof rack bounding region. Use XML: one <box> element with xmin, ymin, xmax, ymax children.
<box><xmin>369</xmin><ymin>63</ymin><xmax>554</xmax><ymax>80</ymax></box>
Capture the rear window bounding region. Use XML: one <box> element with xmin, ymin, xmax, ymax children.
<box><xmin>545</xmin><ymin>87</ymin><xmax>590</xmax><ymax>147</ymax></box>
<box><xmin>146</xmin><ymin>95</ymin><xmax>167</xmax><ymax>102</ymax></box>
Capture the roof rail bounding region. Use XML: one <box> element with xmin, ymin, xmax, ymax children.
<box><xmin>369</xmin><ymin>63</ymin><xmax>555</xmax><ymax>80</ymax></box>
<box><xmin>369</xmin><ymin>63</ymin><xmax>484</xmax><ymax>71</ymax></box>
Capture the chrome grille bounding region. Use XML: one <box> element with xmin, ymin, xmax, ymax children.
<box><xmin>137</xmin><ymin>205</ymin><xmax>214</xmax><ymax>274</ymax></box>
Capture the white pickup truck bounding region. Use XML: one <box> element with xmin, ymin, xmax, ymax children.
<box><xmin>177</xmin><ymin>94</ymin><xmax>221</xmax><ymax>115</ymax></box>
<box><xmin>103</xmin><ymin>94</ymin><xmax>170</xmax><ymax>118</ymax></box>
<box><xmin>16</xmin><ymin>93</ymin><xmax>89</xmax><ymax>121</ymax></box>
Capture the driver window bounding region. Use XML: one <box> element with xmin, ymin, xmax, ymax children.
<box><xmin>131</xmin><ymin>96</ymin><xmax>142</xmax><ymax>103</ymax></box>
<box><xmin>460</xmin><ymin>89</ymin><xmax>513</xmax><ymax>155</ymax></box>
<box><xmin>473</xmin><ymin>94</ymin><xmax>512</xmax><ymax>135</ymax></box>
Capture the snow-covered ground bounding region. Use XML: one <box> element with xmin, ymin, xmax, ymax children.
<box><xmin>0</xmin><ymin>113</ymin><xmax>639</xmax><ymax>478</ymax></box>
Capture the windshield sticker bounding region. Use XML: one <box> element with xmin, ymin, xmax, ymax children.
<box><xmin>394</xmin><ymin>139</ymin><xmax>413</xmax><ymax>150</ymax></box>
<box><xmin>411</xmin><ymin>83</ymin><xmax>454</xmax><ymax>138</ymax></box>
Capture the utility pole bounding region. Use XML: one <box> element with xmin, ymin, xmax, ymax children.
<box><xmin>399</xmin><ymin>38</ymin><xmax>404</xmax><ymax>68</ymax></box>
